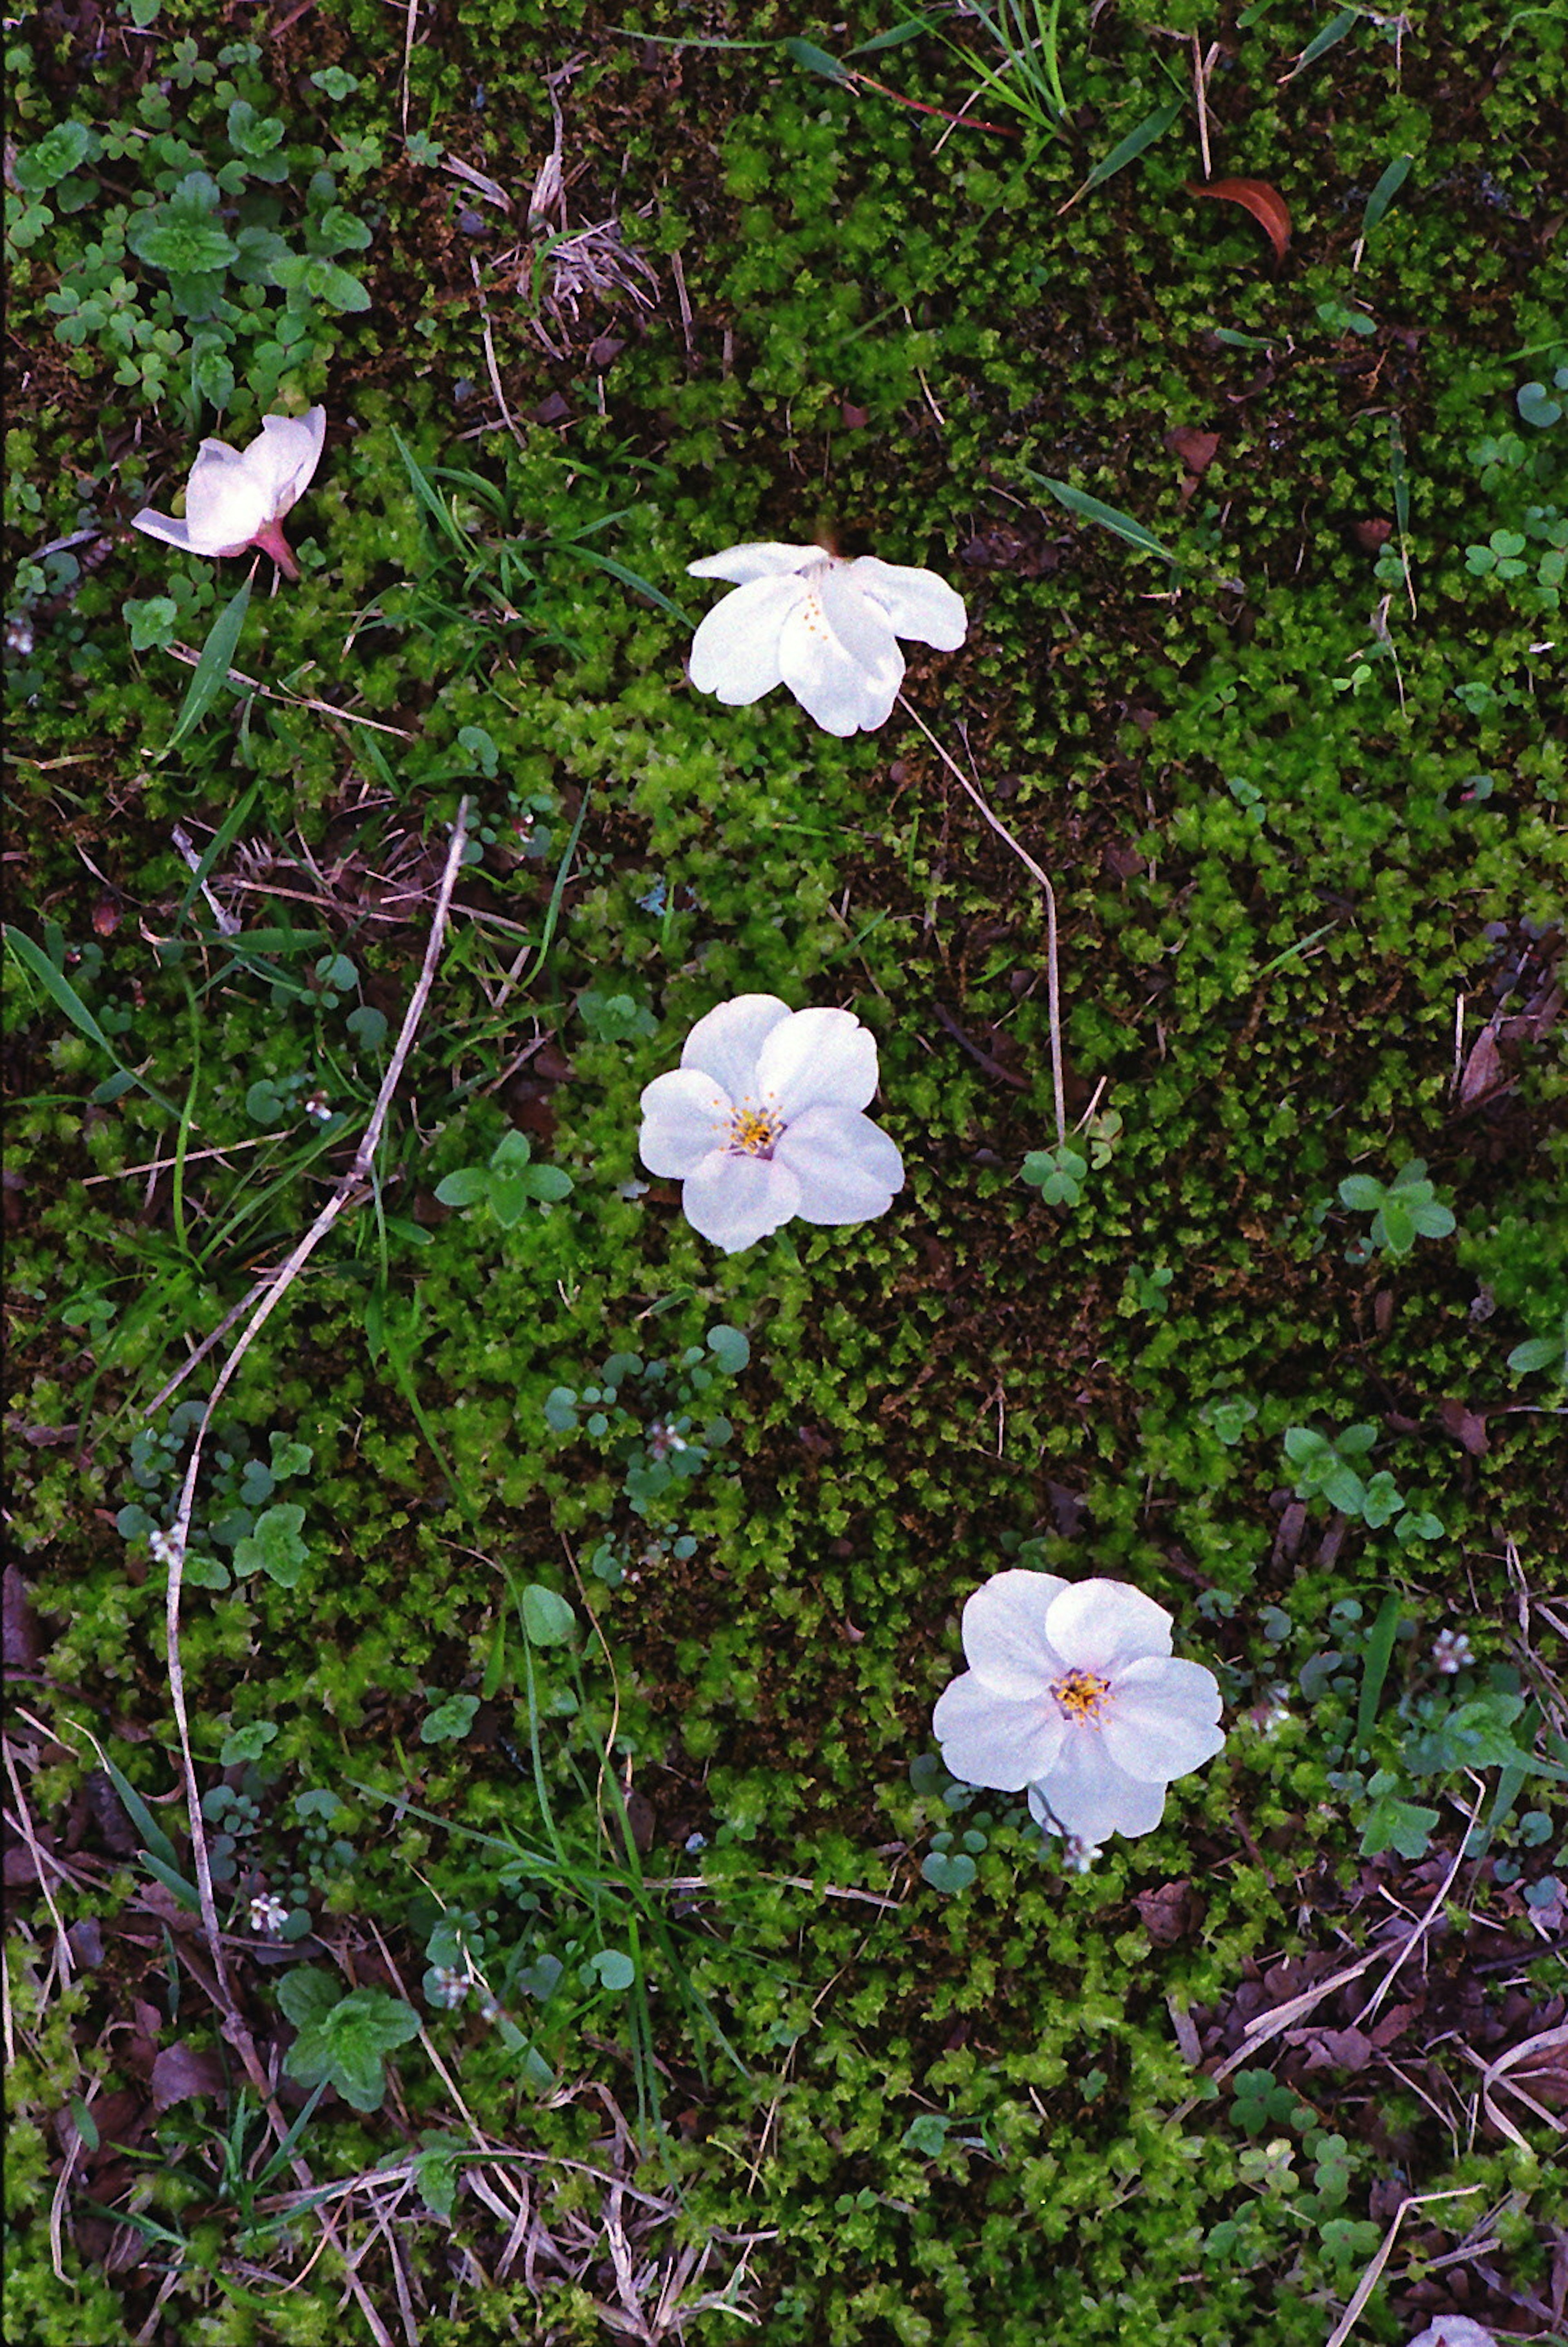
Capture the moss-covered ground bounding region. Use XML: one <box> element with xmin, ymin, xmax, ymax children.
<box><xmin>5</xmin><ymin>2</ymin><xmax>1566</xmax><ymax>2341</ymax></box>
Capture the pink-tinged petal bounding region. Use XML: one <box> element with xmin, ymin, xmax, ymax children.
<box><xmin>245</xmin><ymin>408</ymin><xmax>326</xmax><ymax>515</ymax></box>
<box><xmin>772</xmin><ymin>1107</ymin><xmax>902</xmax><ymax>1224</ymax></box>
<box><xmin>679</xmin><ymin>995</ymin><xmax>793</xmax><ymax>1098</ymax></box>
<box><xmin>755</xmin><ymin>1006</ymin><xmax>878</xmax><ymax>1117</ymax></box>
<box><xmin>681</xmin><ymin>1152</ymin><xmax>800</xmax><ymax>1254</ymax></box>
<box><xmin>130</xmin><ymin>509</ymin><xmax>194</xmax><ymax>551</ymax></box>
<box><xmin>934</xmin><ymin>1671</ymin><xmax>1065</xmax><ymax>1791</ymax></box>
<box><xmin>778</xmin><ymin>569</ymin><xmax>903</xmax><ymax>735</ymax></box>
<box><xmin>183</xmin><ymin>440</ymin><xmax>272</xmax><ymax>553</ymax></box>
<box><xmin>688</xmin><ymin>542</ymin><xmax>823</xmax><ymax>584</ymax></box>
<box><xmin>688</xmin><ymin>575</ymin><xmax>805</xmax><ymax>704</ymax></box>
<box><xmin>250</xmin><ymin>518</ymin><xmax>299</xmax><ymax>580</ymax></box>
<box><xmin>1101</xmin><ymin>1658</ymin><xmax>1226</xmax><ymax>1783</ymax></box>
<box><xmin>958</xmin><ymin>1568</ymin><xmax>1072</xmax><ymax>1698</ymax></box>
<box><xmin>1030</xmin><ymin>1732</ymin><xmax>1169</xmax><ymax>1842</ymax></box>
<box><xmin>1045</xmin><ymin>1579</ymin><xmax>1174</xmax><ymax>1675</ymax></box>
<box><xmin>638</xmin><ymin>1068</ymin><xmax>732</xmax><ymax>1178</ymax></box>
<box><xmin>844</xmin><ymin>556</ymin><xmax>967</xmax><ymax>649</ymax></box>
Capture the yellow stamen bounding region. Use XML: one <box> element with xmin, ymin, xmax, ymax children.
<box><xmin>726</xmin><ymin>1101</ymin><xmax>783</xmax><ymax>1158</ymax></box>
<box><xmin>1051</xmin><ymin>1667</ymin><xmax>1112</xmax><ymax>1724</ymax></box>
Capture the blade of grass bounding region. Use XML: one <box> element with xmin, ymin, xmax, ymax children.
<box><xmin>3</xmin><ymin>924</ymin><xmax>180</xmax><ymax>1115</ymax></box>
<box><xmin>1280</xmin><ymin>7</ymin><xmax>1360</xmax><ymax>82</ymax></box>
<box><xmin>1356</xmin><ymin>1594</ymin><xmax>1403</xmax><ymax>1751</ymax></box>
<box><xmin>173</xmin><ymin>781</ymin><xmax>261</xmax><ymax>929</ymax></box>
<box><xmin>1361</xmin><ymin>152</ymin><xmax>1413</xmax><ymax>243</ymax></box>
<box><xmin>1026</xmin><ymin>472</ymin><xmax>1179</xmax><ymax>563</ymax></box>
<box><xmin>164</xmin><ymin>576</ymin><xmax>252</xmax><ymax>756</ymax></box>
<box><xmin>1058</xmin><ymin>99</ymin><xmax>1183</xmax><ymax>212</ymax></box>
<box><xmin>392</xmin><ymin>430</ymin><xmax>471</xmax><ymax>553</ymax></box>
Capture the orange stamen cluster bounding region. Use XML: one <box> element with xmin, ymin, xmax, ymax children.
<box><xmin>727</xmin><ymin>1101</ymin><xmax>784</xmax><ymax>1158</ymax></box>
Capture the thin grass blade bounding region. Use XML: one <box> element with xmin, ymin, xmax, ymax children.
<box><xmin>1028</xmin><ymin>472</ymin><xmax>1178</xmax><ymax>563</ymax></box>
<box><xmin>164</xmin><ymin>576</ymin><xmax>252</xmax><ymax>756</ymax></box>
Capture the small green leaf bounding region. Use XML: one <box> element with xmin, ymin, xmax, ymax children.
<box><xmin>520</xmin><ymin>1585</ymin><xmax>577</xmax><ymax>1646</ymax></box>
<box><xmin>921</xmin><ymin>1850</ymin><xmax>978</xmax><ymax>1894</ymax></box>
<box><xmin>420</xmin><ymin>1694</ymin><xmax>479</xmax><ymax>1745</ymax></box>
<box><xmin>586</xmin><ymin>1949</ymin><xmax>636</xmax><ymax>1992</ymax></box>
<box><xmin>233</xmin><ymin>1503</ymin><xmax>309</xmax><ymax>1587</ymax></box>
<box><xmin>219</xmin><ymin>1721</ymin><xmax>278</xmax><ymax>1766</ymax></box>
<box><xmin>434</xmin><ymin>1167</ymin><xmax>490</xmax><ymax>1209</ymax></box>
<box><xmin>706</xmin><ymin>1323</ymin><xmax>751</xmax><ymax>1373</ymax></box>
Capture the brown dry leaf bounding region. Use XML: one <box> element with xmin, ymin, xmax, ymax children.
<box><xmin>1136</xmin><ymin>1881</ymin><xmax>1204</xmax><ymax>1945</ymax></box>
<box><xmin>1459</xmin><ymin>1024</ymin><xmax>1505</xmax><ymax>1104</ymax></box>
<box><xmin>151</xmin><ymin>2043</ymin><xmax>229</xmax><ymax>2112</ymax></box>
<box><xmin>1438</xmin><ymin>1398</ymin><xmax>1490</xmax><ymax>1457</ymax></box>
<box><xmin>1188</xmin><ymin>178</ymin><xmax>1292</xmax><ymax>263</ymax></box>
<box><xmin>1165</xmin><ymin>426</ymin><xmax>1221</xmax><ymax>473</ymax></box>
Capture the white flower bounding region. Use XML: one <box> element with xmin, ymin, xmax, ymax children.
<box><xmin>686</xmin><ymin>541</ymin><xmax>966</xmax><ymax>735</ymax></box>
<box><xmin>248</xmin><ymin>1892</ymin><xmax>289</xmax><ymax>1934</ymax></box>
<box><xmin>131</xmin><ymin>408</ymin><xmax>327</xmax><ymax>580</ymax></box>
<box><xmin>638</xmin><ymin>994</ymin><xmax>904</xmax><ymax>1255</ymax></box>
<box><xmin>1431</xmin><ymin>1627</ymin><xmax>1474</xmax><ymax>1675</ymax></box>
<box><xmin>1408</xmin><ymin>2322</ymin><xmax>1496</xmax><ymax>2347</ymax></box>
<box><xmin>933</xmin><ymin>1571</ymin><xmax>1226</xmax><ymax>1844</ymax></box>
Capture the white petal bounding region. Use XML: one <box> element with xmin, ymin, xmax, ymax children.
<box><xmin>958</xmin><ymin>1568</ymin><xmax>1071</xmax><ymax>1699</ymax></box>
<box><xmin>687</xmin><ymin>542</ymin><xmax>823</xmax><ymax>584</ymax></box>
<box><xmin>772</xmin><ymin>1107</ymin><xmax>902</xmax><ymax>1224</ymax></box>
<box><xmin>1101</xmin><ymin>1658</ymin><xmax>1226</xmax><ymax>1784</ymax></box>
<box><xmin>681</xmin><ymin>1153</ymin><xmax>800</xmax><ymax>1254</ymax></box>
<box><xmin>844</xmin><ymin>556</ymin><xmax>967</xmax><ymax>649</ymax></box>
<box><xmin>778</xmin><ymin>570</ymin><xmax>903</xmax><ymax>735</ymax></box>
<box><xmin>1045</xmin><ymin>1579</ymin><xmax>1174</xmax><ymax>1675</ymax></box>
<box><xmin>688</xmin><ymin>574</ymin><xmax>804</xmax><ymax>704</ymax></box>
<box><xmin>244</xmin><ymin>407</ymin><xmax>326</xmax><ymax>515</ymax></box>
<box><xmin>183</xmin><ymin>440</ymin><xmax>272</xmax><ymax>553</ymax></box>
<box><xmin>755</xmin><ymin>1006</ymin><xmax>878</xmax><ymax>1117</ymax></box>
<box><xmin>1030</xmin><ymin>1733</ymin><xmax>1169</xmax><ymax>1842</ymax></box>
<box><xmin>679</xmin><ymin>995</ymin><xmax>793</xmax><ymax>1098</ymax></box>
<box><xmin>934</xmin><ymin>1672</ymin><xmax>1064</xmax><ymax>1791</ymax></box>
<box><xmin>130</xmin><ymin>509</ymin><xmax>194</xmax><ymax>551</ymax></box>
<box><xmin>638</xmin><ymin>1068</ymin><xmax>732</xmax><ymax>1178</ymax></box>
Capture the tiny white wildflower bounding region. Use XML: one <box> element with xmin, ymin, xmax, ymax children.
<box><xmin>1432</xmin><ymin>1628</ymin><xmax>1474</xmax><ymax>1675</ymax></box>
<box><xmin>248</xmin><ymin>1893</ymin><xmax>289</xmax><ymax>1934</ymax></box>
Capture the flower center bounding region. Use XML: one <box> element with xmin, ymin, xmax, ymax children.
<box><xmin>726</xmin><ymin>1100</ymin><xmax>784</xmax><ymax>1158</ymax></box>
<box><xmin>1051</xmin><ymin>1667</ymin><xmax>1112</xmax><ymax>1725</ymax></box>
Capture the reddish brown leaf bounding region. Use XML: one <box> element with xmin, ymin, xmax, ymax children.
<box><xmin>1187</xmin><ymin>178</ymin><xmax>1292</xmax><ymax>264</ymax></box>
<box><xmin>1438</xmin><ymin>1398</ymin><xmax>1490</xmax><ymax>1457</ymax></box>
<box><xmin>1352</xmin><ymin>518</ymin><xmax>1394</xmax><ymax>552</ymax></box>
<box><xmin>151</xmin><ymin>2043</ymin><xmax>228</xmax><ymax>2112</ymax></box>
<box><xmin>1165</xmin><ymin>426</ymin><xmax>1221</xmax><ymax>473</ymax></box>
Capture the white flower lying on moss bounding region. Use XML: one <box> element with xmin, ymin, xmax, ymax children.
<box><xmin>638</xmin><ymin>994</ymin><xmax>903</xmax><ymax>1255</ymax></box>
<box><xmin>933</xmin><ymin>1571</ymin><xmax>1226</xmax><ymax>1844</ymax></box>
<box><xmin>686</xmin><ymin>541</ymin><xmax>966</xmax><ymax>735</ymax></box>
<box><xmin>1407</xmin><ymin>2322</ymin><xmax>1497</xmax><ymax>2347</ymax></box>
<box><xmin>132</xmin><ymin>408</ymin><xmax>326</xmax><ymax>579</ymax></box>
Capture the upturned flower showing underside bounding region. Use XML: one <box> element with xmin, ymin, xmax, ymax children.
<box><xmin>131</xmin><ymin>408</ymin><xmax>327</xmax><ymax>580</ymax></box>
<box><xmin>686</xmin><ymin>541</ymin><xmax>967</xmax><ymax>736</ymax></box>
<box><xmin>638</xmin><ymin>994</ymin><xmax>904</xmax><ymax>1256</ymax></box>
<box><xmin>933</xmin><ymin>1571</ymin><xmax>1227</xmax><ymax>1845</ymax></box>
